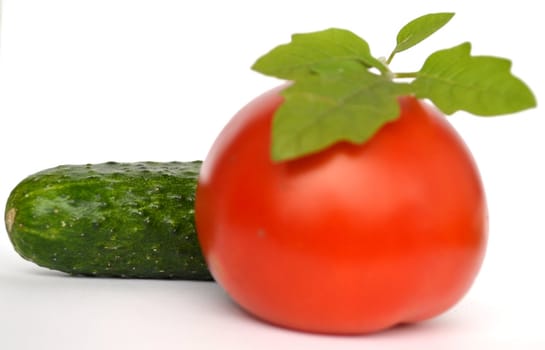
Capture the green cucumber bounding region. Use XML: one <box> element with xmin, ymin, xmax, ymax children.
<box><xmin>4</xmin><ymin>161</ymin><xmax>213</xmax><ymax>280</ymax></box>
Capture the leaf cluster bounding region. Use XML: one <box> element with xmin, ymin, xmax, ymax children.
<box><xmin>252</xmin><ymin>13</ymin><xmax>536</xmax><ymax>161</ymax></box>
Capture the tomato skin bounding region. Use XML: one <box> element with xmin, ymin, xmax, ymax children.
<box><xmin>195</xmin><ymin>86</ymin><xmax>488</xmax><ymax>334</ymax></box>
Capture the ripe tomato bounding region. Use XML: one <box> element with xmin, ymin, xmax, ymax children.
<box><xmin>195</xmin><ymin>86</ymin><xmax>487</xmax><ymax>334</ymax></box>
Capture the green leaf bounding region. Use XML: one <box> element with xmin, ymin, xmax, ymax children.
<box><xmin>251</xmin><ymin>28</ymin><xmax>387</xmax><ymax>80</ymax></box>
<box><xmin>412</xmin><ymin>42</ymin><xmax>537</xmax><ymax>116</ymax></box>
<box><xmin>271</xmin><ymin>70</ymin><xmax>410</xmax><ymax>161</ymax></box>
<box><xmin>392</xmin><ymin>12</ymin><xmax>455</xmax><ymax>56</ymax></box>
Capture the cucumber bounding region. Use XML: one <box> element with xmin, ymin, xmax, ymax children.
<box><xmin>4</xmin><ymin>161</ymin><xmax>213</xmax><ymax>280</ymax></box>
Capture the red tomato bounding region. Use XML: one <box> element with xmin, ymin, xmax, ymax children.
<box><xmin>195</xmin><ymin>86</ymin><xmax>487</xmax><ymax>334</ymax></box>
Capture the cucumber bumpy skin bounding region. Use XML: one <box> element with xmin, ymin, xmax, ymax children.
<box><xmin>4</xmin><ymin>161</ymin><xmax>213</xmax><ymax>280</ymax></box>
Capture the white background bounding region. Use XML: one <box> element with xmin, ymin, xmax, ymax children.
<box><xmin>0</xmin><ymin>1</ymin><xmax>543</xmax><ymax>349</ymax></box>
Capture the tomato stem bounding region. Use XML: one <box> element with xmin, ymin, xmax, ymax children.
<box><xmin>379</xmin><ymin>56</ymin><xmax>417</xmax><ymax>81</ymax></box>
<box><xmin>393</xmin><ymin>72</ymin><xmax>418</xmax><ymax>79</ymax></box>
<box><xmin>386</xmin><ymin>52</ymin><xmax>395</xmax><ymax>65</ymax></box>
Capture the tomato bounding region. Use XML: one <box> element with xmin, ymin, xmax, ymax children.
<box><xmin>195</xmin><ymin>86</ymin><xmax>488</xmax><ymax>334</ymax></box>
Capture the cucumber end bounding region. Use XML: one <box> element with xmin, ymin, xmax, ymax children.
<box><xmin>5</xmin><ymin>208</ymin><xmax>16</xmax><ymax>234</ymax></box>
